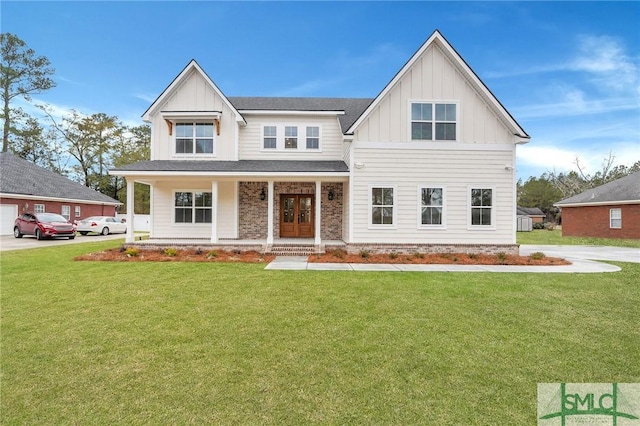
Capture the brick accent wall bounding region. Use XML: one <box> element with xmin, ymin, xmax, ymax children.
<box><xmin>238</xmin><ymin>182</ymin><xmax>268</xmax><ymax>239</ymax></box>
<box><xmin>237</xmin><ymin>181</ymin><xmax>343</xmax><ymax>240</ymax></box>
<box><xmin>1</xmin><ymin>197</ymin><xmax>117</xmax><ymax>221</ymax></box>
<box><xmin>345</xmin><ymin>243</ymin><xmax>519</xmax><ymax>256</ymax></box>
<box><xmin>561</xmin><ymin>204</ymin><xmax>640</xmax><ymax>239</ymax></box>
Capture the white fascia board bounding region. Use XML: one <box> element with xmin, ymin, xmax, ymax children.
<box><xmin>0</xmin><ymin>193</ymin><xmax>121</xmax><ymax>205</ymax></box>
<box><xmin>109</xmin><ymin>171</ymin><xmax>350</xmax><ymax>179</ymax></box>
<box><xmin>239</xmin><ymin>110</ymin><xmax>345</xmax><ymax>116</ymax></box>
<box><xmin>161</xmin><ymin>111</ymin><xmax>222</xmax><ymax>119</ymax></box>
<box><xmin>555</xmin><ymin>200</ymin><xmax>640</xmax><ymax>208</ymax></box>
<box><xmin>142</xmin><ymin>60</ymin><xmax>246</xmax><ymax>125</ymax></box>
<box><xmin>354</xmin><ymin>141</ymin><xmax>514</xmax><ymax>151</ymax></box>
<box><xmin>346</xmin><ymin>30</ymin><xmax>529</xmax><ymax>140</ymax></box>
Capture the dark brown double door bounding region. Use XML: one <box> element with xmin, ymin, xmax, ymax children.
<box><xmin>280</xmin><ymin>195</ymin><xmax>314</xmax><ymax>238</ymax></box>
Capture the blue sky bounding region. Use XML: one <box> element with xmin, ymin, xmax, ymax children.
<box><xmin>3</xmin><ymin>1</ymin><xmax>639</xmax><ymax>180</ymax></box>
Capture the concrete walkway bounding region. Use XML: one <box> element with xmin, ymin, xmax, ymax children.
<box><xmin>266</xmin><ymin>245</ymin><xmax>640</xmax><ymax>273</ymax></box>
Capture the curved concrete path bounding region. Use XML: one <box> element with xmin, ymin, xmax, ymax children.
<box><xmin>266</xmin><ymin>245</ymin><xmax>639</xmax><ymax>273</ymax></box>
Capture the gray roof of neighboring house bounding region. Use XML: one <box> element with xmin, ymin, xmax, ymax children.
<box><xmin>0</xmin><ymin>152</ymin><xmax>121</xmax><ymax>205</ymax></box>
<box><xmin>555</xmin><ymin>172</ymin><xmax>640</xmax><ymax>206</ymax></box>
<box><xmin>111</xmin><ymin>159</ymin><xmax>349</xmax><ymax>173</ymax></box>
<box><xmin>228</xmin><ymin>97</ymin><xmax>373</xmax><ymax>133</ymax></box>
<box><xmin>517</xmin><ymin>206</ymin><xmax>545</xmax><ymax>216</ymax></box>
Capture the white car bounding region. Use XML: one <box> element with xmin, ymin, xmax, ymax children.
<box><xmin>76</xmin><ymin>216</ymin><xmax>127</xmax><ymax>236</ymax></box>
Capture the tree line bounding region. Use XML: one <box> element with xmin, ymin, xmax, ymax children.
<box><xmin>3</xmin><ymin>32</ymin><xmax>639</xmax><ymax>219</ymax></box>
<box><xmin>1</xmin><ymin>33</ymin><xmax>150</xmax><ymax>213</ymax></box>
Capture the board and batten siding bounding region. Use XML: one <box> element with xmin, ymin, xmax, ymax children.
<box><xmin>238</xmin><ymin>115</ymin><xmax>344</xmax><ymax>160</ymax></box>
<box><xmin>150</xmin><ymin>180</ymin><xmax>237</xmax><ymax>239</ymax></box>
<box><xmin>350</xmin><ymin>145</ymin><xmax>516</xmax><ymax>244</ymax></box>
<box><xmin>150</xmin><ymin>69</ymin><xmax>237</xmax><ymax>161</ymax></box>
<box><xmin>354</xmin><ymin>44</ymin><xmax>514</xmax><ymax>145</ymax></box>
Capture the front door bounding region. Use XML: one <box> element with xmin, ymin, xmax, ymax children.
<box><xmin>280</xmin><ymin>195</ymin><xmax>314</xmax><ymax>238</ymax></box>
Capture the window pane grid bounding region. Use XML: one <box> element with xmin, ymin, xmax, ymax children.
<box><xmin>411</xmin><ymin>102</ymin><xmax>456</xmax><ymax>141</ymax></box>
<box><xmin>470</xmin><ymin>188</ymin><xmax>492</xmax><ymax>226</ymax></box>
<box><xmin>175</xmin><ymin>192</ymin><xmax>212</xmax><ymax>224</ymax></box>
<box><xmin>421</xmin><ymin>188</ymin><xmax>443</xmax><ymax>225</ymax></box>
<box><xmin>371</xmin><ymin>187</ymin><xmax>394</xmax><ymax>225</ymax></box>
<box><xmin>175</xmin><ymin>123</ymin><xmax>214</xmax><ymax>154</ymax></box>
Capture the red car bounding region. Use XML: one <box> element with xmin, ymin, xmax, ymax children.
<box><xmin>13</xmin><ymin>212</ymin><xmax>77</xmax><ymax>240</ymax></box>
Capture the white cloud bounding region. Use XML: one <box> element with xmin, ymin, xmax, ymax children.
<box><xmin>133</xmin><ymin>93</ymin><xmax>156</xmax><ymax>103</ymax></box>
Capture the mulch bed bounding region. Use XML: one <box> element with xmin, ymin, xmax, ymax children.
<box><xmin>75</xmin><ymin>248</ymin><xmax>569</xmax><ymax>266</ymax></box>
<box><xmin>74</xmin><ymin>248</ymin><xmax>275</xmax><ymax>263</ymax></box>
<box><xmin>309</xmin><ymin>251</ymin><xmax>570</xmax><ymax>266</ymax></box>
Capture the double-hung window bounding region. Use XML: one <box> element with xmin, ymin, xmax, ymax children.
<box><xmin>175</xmin><ymin>191</ymin><xmax>212</xmax><ymax>224</ymax></box>
<box><xmin>470</xmin><ymin>188</ymin><xmax>493</xmax><ymax>227</ymax></box>
<box><xmin>176</xmin><ymin>123</ymin><xmax>214</xmax><ymax>154</ymax></box>
<box><xmin>370</xmin><ymin>186</ymin><xmax>395</xmax><ymax>226</ymax></box>
<box><xmin>61</xmin><ymin>205</ymin><xmax>71</xmax><ymax>221</ymax></box>
<box><xmin>610</xmin><ymin>208</ymin><xmax>622</xmax><ymax>229</ymax></box>
<box><xmin>263</xmin><ymin>126</ymin><xmax>277</xmax><ymax>149</ymax></box>
<box><xmin>75</xmin><ymin>206</ymin><xmax>81</xmax><ymax>218</ymax></box>
<box><xmin>411</xmin><ymin>102</ymin><xmax>457</xmax><ymax>141</ymax></box>
<box><xmin>34</xmin><ymin>204</ymin><xmax>45</xmax><ymax>214</ymax></box>
<box><xmin>420</xmin><ymin>187</ymin><xmax>444</xmax><ymax>227</ymax></box>
<box><xmin>306</xmin><ymin>126</ymin><xmax>320</xmax><ymax>149</ymax></box>
<box><xmin>284</xmin><ymin>126</ymin><xmax>298</xmax><ymax>149</ymax></box>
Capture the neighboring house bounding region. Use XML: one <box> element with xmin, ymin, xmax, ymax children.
<box><xmin>0</xmin><ymin>152</ymin><xmax>121</xmax><ymax>235</ymax></box>
<box><xmin>555</xmin><ymin>172</ymin><xmax>640</xmax><ymax>239</ymax></box>
<box><xmin>110</xmin><ymin>30</ymin><xmax>530</xmax><ymax>254</ymax></box>
<box><xmin>517</xmin><ymin>206</ymin><xmax>546</xmax><ymax>224</ymax></box>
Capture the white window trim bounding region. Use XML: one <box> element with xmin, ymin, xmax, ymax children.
<box><xmin>61</xmin><ymin>205</ymin><xmax>71</xmax><ymax>220</ymax></box>
<box><xmin>260</xmin><ymin>124</ymin><xmax>322</xmax><ymax>152</ymax></box>
<box><xmin>467</xmin><ymin>186</ymin><xmax>496</xmax><ymax>230</ymax></box>
<box><xmin>368</xmin><ymin>184</ymin><xmax>397</xmax><ymax>230</ymax></box>
<box><xmin>75</xmin><ymin>206</ymin><xmax>81</xmax><ymax>218</ymax></box>
<box><xmin>408</xmin><ymin>100</ymin><xmax>459</xmax><ymax>142</ymax></box>
<box><xmin>417</xmin><ymin>185</ymin><xmax>446</xmax><ymax>229</ymax></box>
<box><xmin>172</xmin><ymin>122</ymin><xmax>217</xmax><ymax>159</ymax></box>
<box><xmin>609</xmin><ymin>208</ymin><xmax>622</xmax><ymax>229</ymax></box>
<box><xmin>172</xmin><ymin>189</ymin><xmax>214</xmax><ymax>225</ymax></box>
<box><xmin>34</xmin><ymin>203</ymin><xmax>45</xmax><ymax>213</ymax></box>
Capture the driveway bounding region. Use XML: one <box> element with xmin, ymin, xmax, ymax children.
<box><xmin>520</xmin><ymin>245</ymin><xmax>640</xmax><ymax>263</ymax></box>
<box><xmin>0</xmin><ymin>233</ymin><xmax>134</xmax><ymax>251</ymax></box>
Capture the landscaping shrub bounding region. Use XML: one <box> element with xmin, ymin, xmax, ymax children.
<box><xmin>125</xmin><ymin>247</ymin><xmax>139</xmax><ymax>257</ymax></box>
<box><xmin>530</xmin><ymin>251</ymin><xmax>546</xmax><ymax>260</ymax></box>
<box><xmin>163</xmin><ymin>247</ymin><xmax>178</xmax><ymax>257</ymax></box>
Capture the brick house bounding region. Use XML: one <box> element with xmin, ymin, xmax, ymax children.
<box><xmin>555</xmin><ymin>172</ymin><xmax>640</xmax><ymax>239</ymax></box>
<box><xmin>0</xmin><ymin>152</ymin><xmax>121</xmax><ymax>235</ymax></box>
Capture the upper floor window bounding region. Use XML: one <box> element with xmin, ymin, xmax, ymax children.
<box><xmin>306</xmin><ymin>126</ymin><xmax>320</xmax><ymax>149</ymax></box>
<box><xmin>261</xmin><ymin>125</ymin><xmax>322</xmax><ymax>151</ymax></box>
<box><xmin>411</xmin><ymin>102</ymin><xmax>457</xmax><ymax>141</ymax></box>
<box><xmin>175</xmin><ymin>123</ymin><xmax>214</xmax><ymax>154</ymax></box>
<box><xmin>470</xmin><ymin>188</ymin><xmax>493</xmax><ymax>227</ymax></box>
<box><xmin>420</xmin><ymin>187</ymin><xmax>444</xmax><ymax>227</ymax></box>
<box><xmin>263</xmin><ymin>126</ymin><xmax>277</xmax><ymax>149</ymax></box>
<box><xmin>610</xmin><ymin>208</ymin><xmax>622</xmax><ymax>229</ymax></box>
<box><xmin>175</xmin><ymin>191</ymin><xmax>212</xmax><ymax>224</ymax></box>
<box><xmin>285</xmin><ymin>126</ymin><xmax>298</xmax><ymax>149</ymax></box>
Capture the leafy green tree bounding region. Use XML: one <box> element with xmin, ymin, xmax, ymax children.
<box><xmin>112</xmin><ymin>124</ymin><xmax>151</xmax><ymax>213</ymax></box>
<box><xmin>1</xmin><ymin>33</ymin><xmax>56</xmax><ymax>152</ymax></box>
<box><xmin>517</xmin><ymin>175</ymin><xmax>563</xmax><ymax>219</ymax></box>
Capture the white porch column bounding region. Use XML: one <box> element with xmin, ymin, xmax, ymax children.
<box><xmin>315</xmin><ymin>180</ymin><xmax>321</xmax><ymax>245</ymax></box>
<box><xmin>267</xmin><ymin>181</ymin><xmax>274</xmax><ymax>245</ymax></box>
<box><xmin>125</xmin><ymin>178</ymin><xmax>134</xmax><ymax>243</ymax></box>
<box><xmin>211</xmin><ymin>181</ymin><xmax>218</xmax><ymax>243</ymax></box>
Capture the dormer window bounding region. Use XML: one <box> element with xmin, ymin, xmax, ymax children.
<box><xmin>176</xmin><ymin>123</ymin><xmax>214</xmax><ymax>154</ymax></box>
<box><xmin>411</xmin><ymin>102</ymin><xmax>457</xmax><ymax>141</ymax></box>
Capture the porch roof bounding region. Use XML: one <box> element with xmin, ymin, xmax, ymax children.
<box><xmin>111</xmin><ymin>160</ymin><xmax>349</xmax><ymax>175</ymax></box>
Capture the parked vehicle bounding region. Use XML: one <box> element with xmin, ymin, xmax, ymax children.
<box><xmin>14</xmin><ymin>213</ymin><xmax>77</xmax><ymax>240</ymax></box>
<box><xmin>76</xmin><ymin>216</ymin><xmax>127</xmax><ymax>235</ymax></box>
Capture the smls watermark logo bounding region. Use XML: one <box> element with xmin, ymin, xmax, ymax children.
<box><xmin>538</xmin><ymin>383</ymin><xmax>640</xmax><ymax>425</ymax></box>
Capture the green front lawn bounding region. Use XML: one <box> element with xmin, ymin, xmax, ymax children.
<box><xmin>2</xmin><ymin>241</ymin><xmax>639</xmax><ymax>424</ymax></box>
<box><xmin>517</xmin><ymin>228</ymin><xmax>640</xmax><ymax>248</ymax></box>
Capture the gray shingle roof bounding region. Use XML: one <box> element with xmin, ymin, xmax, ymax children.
<box><xmin>517</xmin><ymin>206</ymin><xmax>545</xmax><ymax>216</ymax></box>
<box><xmin>227</xmin><ymin>97</ymin><xmax>373</xmax><ymax>133</ymax></box>
<box><xmin>111</xmin><ymin>159</ymin><xmax>349</xmax><ymax>173</ymax></box>
<box><xmin>555</xmin><ymin>172</ymin><xmax>640</xmax><ymax>206</ymax></box>
<box><xmin>0</xmin><ymin>152</ymin><xmax>120</xmax><ymax>204</ymax></box>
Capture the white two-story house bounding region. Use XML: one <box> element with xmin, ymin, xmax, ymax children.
<box><xmin>111</xmin><ymin>30</ymin><xmax>529</xmax><ymax>254</ymax></box>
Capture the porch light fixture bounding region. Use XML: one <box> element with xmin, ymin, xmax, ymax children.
<box><xmin>260</xmin><ymin>187</ymin><xmax>266</xmax><ymax>201</ymax></box>
<box><xmin>328</xmin><ymin>188</ymin><xmax>335</xmax><ymax>201</ymax></box>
